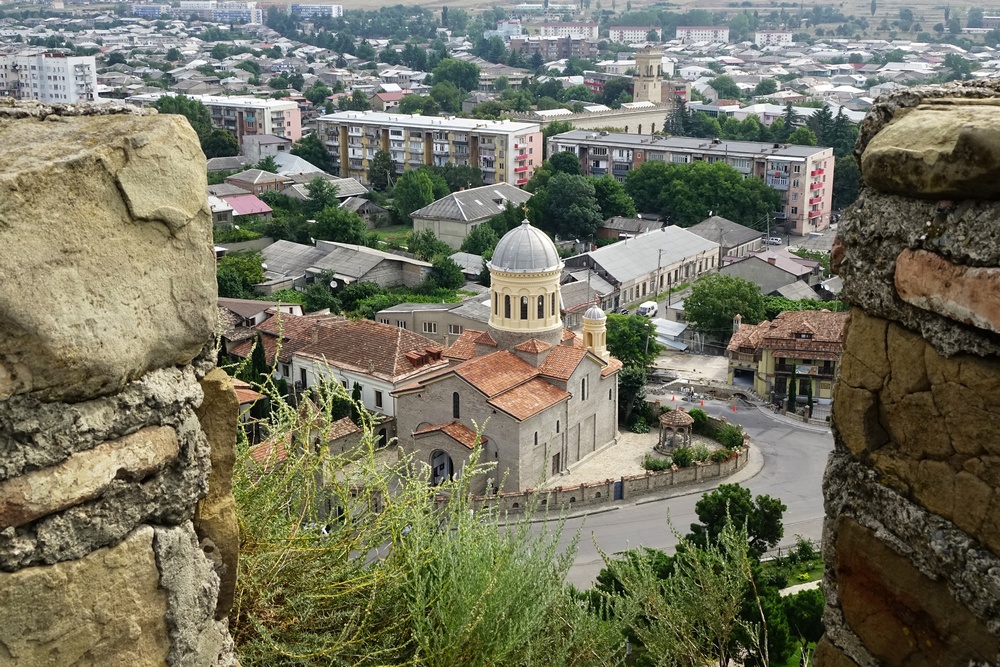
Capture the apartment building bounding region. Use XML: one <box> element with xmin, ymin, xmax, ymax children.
<box><xmin>316</xmin><ymin>111</ymin><xmax>543</xmax><ymax>187</ymax></box>
<box><xmin>127</xmin><ymin>93</ymin><xmax>301</xmax><ymax>145</ymax></box>
<box><xmin>539</xmin><ymin>22</ymin><xmax>599</xmax><ymax>39</ymax></box>
<box><xmin>548</xmin><ymin>130</ymin><xmax>835</xmax><ymax>236</ymax></box>
<box><xmin>0</xmin><ymin>52</ymin><xmax>97</xmax><ymax>104</ymax></box>
<box><xmin>674</xmin><ymin>26</ymin><xmax>730</xmax><ymax>43</ymax></box>
<box><xmin>131</xmin><ymin>4</ymin><xmax>171</xmax><ymax>18</ymax></box>
<box><xmin>178</xmin><ymin>0</ymin><xmax>262</xmax><ymax>23</ymax></box>
<box><xmin>290</xmin><ymin>3</ymin><xmax>343</xmax><ymax>18</ymax></box>
<box><xmin>754</xmin><ymin>30</ymin><xmax>794</xmax><ymax>46</ymax></box>
<box><xmin>508</xmin><ymin>35</ymin><xmax>596</xmax><ymax>61</ymax></box>
<box><xmin>609</xmin><ymin>26</ymin><xmax>660</xmax><ymax>43</ymax></box>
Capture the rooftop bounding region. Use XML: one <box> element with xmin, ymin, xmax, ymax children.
<box><xmin>411</xmin><ymin>182</ymin><xmax>531</xmax><ymax>222</ymax></box>
<box><xmin>550</xmin><ymin>129</ymin><xmax>831</xmax><ymax>159</ymax></box>
<box><xmin>318</xmin><ymin>110</ymin><xmax>541</xmax><ymax>134</ymax></box>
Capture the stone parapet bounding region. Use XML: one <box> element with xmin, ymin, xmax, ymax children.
<box><xmin>820</xmin><ymin>81</ymin><xmax>1000</xmax><ymax>665</ymax></box>
<box><xmin>0</xmin><ymin>101</ymin><xmax>238</xmax><ymax>666</ymax></box>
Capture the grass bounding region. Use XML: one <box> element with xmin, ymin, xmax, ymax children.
<box><xmin>761</xmin><ymin>555</ymin><xmax>825</xmax><ymax>589</ymax></box>
<box><xmin>778</xmin><ymin>642</ymin><xmax>817</xmax><ymax>667</ymax></box>
<box><xmin>373</xmin><ymin>224</ymin><xmax>413</xmax><ymax>247</ymax></box>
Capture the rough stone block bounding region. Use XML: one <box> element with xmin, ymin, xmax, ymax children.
<box><xmin>862</xmin><ymin>104</ymin><xmax>1000</xmax><ymax>199</ymax></box>
<box><xmin>952</xmin><ymin>471</ymin><xmax>993</xmax><ymax>537</ymax></box>
<box><xmin>884</xmin><ymin>322</ymin><xmax>930</xmax><ymax>402</ymax></box>
<box><xmin>0</xmin><ymin>108</ymin><xmax>215</xmax><ymax>402</ymax></box>
<box><xmin>881</xmin><ymin>391</ymin><xmax>953</xmax><ymax>460</ymax></box>
<box><xmin>813</xmin><ymin>636</ymin><xmax>862</xmax><ymax>667</ymax></box>
<box><xmin>831</xmin><ymin>384</ymin><xmax>886</xmax><ymax>459</ymax></box>
<box><xmin>194</xmin><ymin>368</ymin><xmax>240</xmax><ymax>620</ymax></box>
<box><xmin>895</xmin><ymin>248</ymin><xmax>1000</xmax><ymax>336</ymax></box>
<box><xmin>833</xmin><ymin>517</ymin><xmax>999</xmax><ymax>665</ymax></box>
<box><xmin>912</xmin><ymin>459</ymin><xmax>955</xmax><ymax>522</ymax></box>
<box><xmin>839</xmin><ymin>311</ymin><xmax>890</xmax><ymax>393</ymax></box>
<box><xmin>0</xmin><ymin>425</ymin><xmax>179</xmax><ymax>529</ymax></box>
<box><xmin>0</xmin><ymin>525</ymin><xmax>170</xmax><ymax>666</ymax></box>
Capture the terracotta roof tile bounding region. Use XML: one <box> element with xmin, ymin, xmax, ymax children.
<box><xmin>414</xmin><ymin>421</ymin><xmax>485</xmax><ymax>449</ymax></box>
<box><xmin>454</xmin><ymin>351</ymin><xmax>538</xmax><ymax>397</ymax></box>
<box><xmin>444</xmin><ymin>329</ymin><xmax>484</xmax><ymax>361</ymax></box>
<box><xmin>601</xmin><ymin>357</ymin><xmax>624</xmax><ymax>377</ymax></box>
<box><xmin>249</xmin><ymin>434</ymin><xmax>291</xmax><ymax>465</ymax></box>
<box><xmin>513</xmin><ymin>338</ymin><xmax>552</xmax><ymax>353</ymax></box>
<box><xmin>538</xmin><ymin>345</ymin><xmax>588</xmax><ymax>381</ymax></box>
<box><xmin>328</xmin><ymin>416</ymin><xmax>362</xmax><ymax>441</ymax></box>
<box><xmin>561</xmin><ymin>328</ymin><xmax>577</xmax><ymax>342</ymax></box>
<box><xmin>488</xmin><ymin>377</ymin><xmax>570</xmax><ymax>421</ymax></box>
<box><xmin>474</xmin><ymin>331</ymin><xmax>498</xmax><ymax>346</ymax></box>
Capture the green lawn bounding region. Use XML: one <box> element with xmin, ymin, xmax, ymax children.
<box><xmin>374</xmin><ymin>225</ymin><xmax>413</xmax><ymax>247</ymax></box>
<box><xmin>760</xmin><ymin>556</ymin><xmax>825</xmax><ymax>589</ymax></box>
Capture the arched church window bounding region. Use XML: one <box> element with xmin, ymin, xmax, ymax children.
<box><xmin>453</xmin><ymin>392</ymin><xmax>460</xmax><ymax>419</ymax></box>
<box><xmin>520</xmin><ymin>296</ymin><xmax>528</xmax><ymax>320</ymax></box>
<box><xmin>537</xmin><ymin>295</ymin><xmax>544</xmax><ymax>319</ymax></box>
<box><xmin>504</xmin><ymin>295</ymin><xmax>511</xmax><ymax>318</ymax></box>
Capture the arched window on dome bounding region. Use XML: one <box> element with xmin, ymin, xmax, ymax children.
<box><xmin>493</xmin><ymin>293</ymin><xmax>498</xmax><ymax>315</ymax></box>
<box><xmin>537</xmin><ymin>295</ymin><xmax>544</xmax><ymax>319</ymax></box>
<box><xmin>551</xmin><ymin>293</ymin><xmax>556</xmax><ymax>317</ymax></box>
<box><xmin>584</xmin><ymin>331</ymin><xmax>593</xmax><ymax>347</ymax></box>
<box><xmin>504</xmin><ymin>295</ymin><xmax>511</xmax><ymax>319</ymax></box>
<box><xmin>520</xmin><ymin>296</ymin><xmax>528</xmax><ymax>320</ymax></box>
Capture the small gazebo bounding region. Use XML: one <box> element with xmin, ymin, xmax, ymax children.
<box><xmin>657</xmin><ymin>408</ymin><xmax>694</xmax><ymax>452</ymax></box>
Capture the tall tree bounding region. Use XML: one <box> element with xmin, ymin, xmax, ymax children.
<box><xmin>202</xmin><ymin>128</ymin><xmax>239</xmax><ymax>158</ymax></box>
<box><xmin>431</xmin><ymin>58</ymin><xmax>480</xmax><ymax>92</ymax></box>
<box><xmin>832</xmin><ymin>155</ymin><xmax>860</xmax><ymax>210</ymax></box>
<box><xmin>291</xmin><ymin>133</ymin><xmax>334</xmax><ymax>173</ymax></box>
<box><xmin>153</xmin><ymin>94</ymin><xmax>212</xmax><ymax>143</ymax></box>
<box><xmin>687</xmin><ymin>483</ymin><xmax>787</xmax><ymax>559</ymax></box>
<box><xmin>591</xmin><ymin>174</ymin><xmax>637</xmax><ymax>220</ymax></box>
<box><xmin>805</xmin><ymin>105</ymin><xmax>834</xmax><ymax>145</ymax></box>
<box><xmin>392</xmin><ymin>169</ymin><xmax>436</xmax><ymax>221</ymax></box>
<box><xmin>367</xmin><ymin>149</ymin><xmax>397</xmax><ymax>190</ymax></box>
<box><xmin>682</xmin><ymin>274</ymin><xmax>766</xmax><ymax>339</ymax></box>
<box><xmin>786</xmin><ymin>126</ymin><xmax>817</xmax><ymax>146</ymax></box>
<box><xmin>255</xmin><ymin>156</ymin><xmax>280</xmax><ymax>173</ymax></box>
<box><xmin>528</xmin><ymin>172</ymin><xmax>604</xmax><ymax>240</ymax></box>
<box><xmin>606</xmin><ymin>314</ymin><xmax>663</xmax><ymax>368</ymax></box>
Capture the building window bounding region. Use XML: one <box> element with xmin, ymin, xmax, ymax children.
<box><xmin>609</xmin><ymin>387</ymin><xmax>613</xmax><ymax>400</ymax></box>
<box><xmin>520</xmin><ymin>296</ymin><xmax>529</xmax><ymax>320</ymax></box>
<box><xmin>552</xmin><ymin>452</ymin><xmax>561</xmax><ymax>475</ymax></box>
<box><xmin>534</xmin><ymin>432</ymin><xmax>538</xmax><ymax>447</ymax></box>
<box><xmin>556</xmin><ymin>420</ymin><xmax>560</xmax><ymax>433</ymax></box>
<box><xmin>453</xmin><ymin>392</ymin><xmax>460</xmax><ymax>419</ymax></box>
<box><xmin>342</xmin><ymin>380</ymin><xmax>348</xmax><ymax>389</ymax></box>
<box><xmin>300</xmin><ymin>368</ymin><xmax>307</xmax><ymax>389</ymax></box>
<box><xmin>538</xmin><ymin>295</ymin><xmax>544</xmax><ymax>319</ymax></box>
<box><xmin>504</xmin><ymin>295</ymin><xmax>511</xmax><ymax>318</ymax></box>
<box><xmin>448</xmin><ymin>324</ymin><xmax>464</xmax><ymax>335</ymax></box>
<box><xmin>581</xmin><ymin>377</ymin><xmax>587</xmax><ymax>400</ymax></box>
<box><xmin>281</xmin><ymin>364</ymin><xmax>289</xmax><ymax>376</ymax></box>
<box><xmin>423</xmin><ymin>322</ymin><xmax>438</xmax><ymax>334</ymax></box>
<box><xmin>551</xmin><ymin>293</ymin><xmax>556</xmax><ymax>316</ymax></box>
<box><xmin>375</xmin><ymin>390</ymin><xmax>383</xmax><ymax>408</ymax></box>
<box><xmin>379</xmin><ymin>318</ymin><xmax>390</xmax><ymax>324</ymax></box>
<box><xmin>397</xmin><ymin>320</ymin><xmax>407</xmax><ymax>329</ymax></box>
<box><xmin>791</xmin><ymin>207</ymin><xmax>798</xmax><ymax>215</ymax></box>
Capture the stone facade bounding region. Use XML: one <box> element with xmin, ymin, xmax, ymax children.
<box><xmin>0</xmin><ymin>100</ymin><xmax>238</xmax><ymax>665</ymax></box>
<box><xmin>819</xmin><ymin>80</ymin><xmax>1000</xmax><ymax>665</ymax></box>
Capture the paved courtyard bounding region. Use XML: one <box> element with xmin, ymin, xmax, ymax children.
<box><xmin>651</xmin><ymin>350</ymin><xmax>731</xmax><ymax>385</ymax></box>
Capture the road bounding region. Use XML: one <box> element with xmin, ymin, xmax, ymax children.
<box><xmin>541</xmin><ymin>399</ymin><xmax>833</xmax><ymax>588</ymax></box>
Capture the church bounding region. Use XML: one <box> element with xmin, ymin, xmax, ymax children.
<box><xmin>393</xmin><ymin>220</ymin><xmax>622</xmax><ymax>494</ymax></box>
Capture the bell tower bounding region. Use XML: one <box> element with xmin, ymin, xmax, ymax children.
<box><xmin>632</xmin><ymin>46</ymin><xmax>663</xmax><ymax>104</ymax></box>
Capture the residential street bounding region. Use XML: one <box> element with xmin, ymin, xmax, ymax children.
<box><xmin>540</xmin><ymin>398</ymin><xmax>833</xmax><ymax>588</ymax></box>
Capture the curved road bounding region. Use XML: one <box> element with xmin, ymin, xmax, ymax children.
<box><xmin>544</xmin><ymin>400</ymin><xmax>834</xmax><ymax>588</ymax></box>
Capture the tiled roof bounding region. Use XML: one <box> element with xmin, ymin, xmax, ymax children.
<box><xmin>414</xmin><ymin>421</ymin><xmax>485</xmax><ymax>449</ymax></box>
<box><xmin>514</xmin><ymin>338</ymin><xmax>552</xmax><ymax>353</ymax></box>
<box><xmin>454</xmin><ymin>351</ymin><xmax>538</xmax><ymax>397</ymax></box>
<box><xmin>538</xmin><ymin>345</ymin><xmax>587</xmax><ymax>381</ymax></box>
<box><xmin>218</xmin><ymin>297</ymin><xmax>282</xmax><ymax>319</ymax></box>
<box><xmin>488</xmin><ymin>377</ymin><xmax>570</xmax><ymax>421</ymax></box>
<box><xmin>728</xmin><ymin>310</ymin><xmax>848</xmax><ymax>356</ymax></box>
<box><xmin>561</xmin><ymin>329</ymin><xmax>577</xmax><ymax>342</ymax></box>
<box><xmin>231</xmin><ymin>379</ymin><xmax>264</xmax><ymax>405</ymax></box>
<box><xmin>411</xmin><ymin>182</ymin><xmax>532</xmax><ymax>222</ymax></box>
<box><xmin>296</xmin><ymin>319</ymin><xmax>446</xmax><ymax>382</ymax></box>
<box><xmin>444</xmin><ymin>329</ymin><xmax>484</xmax><ymax>361</ymax></box>
<box><xmin>474</xmin><ymin>331</ymin><xmax>498</xmax><ymax>347</ymax></box>
<box><xmin>328</xmin><ymin>416</ymin><xmax>362</xmax><ymax>441</ymax></box>
<box><xmin>249</xmin><ymin>434</ymin><xmax>291</xmax><ymax>465</ymax></box>
<box><xmin>601</xmin><ymin>357</ymin><xmax>623</xmax><ymax>377</ymax></box>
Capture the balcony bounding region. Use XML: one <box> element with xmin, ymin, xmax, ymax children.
<box><xmin>516</xmin><ymin>177</ymin><xmax>528</xmax><ymax>185</ymax></box>
<box><xmin>811</xmin><ymin>168</ymin><xmax>824</xmax><ymax>176</ymax></box>
<box><xmin>612</xmin><ymin>163</ymin><xmax>630</xmax><ymax>175</ymax></box>
<box><xmin>514</xmin><ymin>165</ymin><xmax>529</xmax><ymax>173</ymax></box>
<box><xmin>809</xmin><ymin>196</ymin><xmax>822</xmax><ymax>206</ymax></box>
<box><xmin>810</xmin><ymin>182</ymin><xmax>823</xmax><ymax>190</ymax></box>
<box><xmin>766</xmin><ymin>176</ymin><xmax>789</xmax><ymax>190</ymax></box>
<box><xmin>808</xmin><ymin>210</ymin><xmax>822</xmax><ymax>219</ymax></box>
<box><xmin>590</xmin><ymin>167</ymin><xmax>607</xmax><ymax>176</ymax></box>
<box><xmin>772</xmin><ymin>210</ymin><xmax>787</xmax><ymax>220</ymax></box>
<box><xmin>775</xmin><ymin>363</ymin><xmax>835</xmax><ymax>376</ymax></box>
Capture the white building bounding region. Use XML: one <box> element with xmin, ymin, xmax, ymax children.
<box><xmin>675</xmin><ymin>26</ymin><xmax>730</xmax><ymax>43</ymax></box>
<box><xmin>316</xmin><ymin>111</ymin><xmax>543</xmax><ymax>187</ymax></box>
<box><xmin>290</xmin><ymin>3</ymin><xmax>343</xmax><ymax>18</ymax></box>
<box><xmin>178</xmin><ymin>0</ymin><xmax>262</xmax><ymax>23</ymax></box>
<box><xmin>0</xmin><ymin>52</ymin><xmax>97</xmax><ymax>104</ymax></box>
<box><xmin>484</xmin><ymin>19</ymin><xmax>524</xmax><ymax>40</ymax></box>
<box><xmin>754</xmin><ymin>31</ymin><xmax>793</xmax><ymax>46</ymax></box>
<box><xmin>609</xmin><ymin>26</ymin><xmax>660</xmax><ymax>43</ymax></box>
<box><xmin>539</xmin><ymin>22</ymin><xmax>599</xmax><ymax>39</ymax></box>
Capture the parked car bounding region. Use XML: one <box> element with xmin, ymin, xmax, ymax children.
<box><xmin>636</xmin><ymin>301</ymin><xmax>658</xmax><ymax>317</ymax></box>
<box><xmin>767</xmin><ymin>237</ymin><xmax>783</xmax><ymax>245</ymax></box>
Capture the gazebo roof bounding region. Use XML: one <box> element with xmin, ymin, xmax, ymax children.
<box><xmin>659</xmin><ymin>409</ymin><xmax>694</xmax><ymax>427</ymax></box>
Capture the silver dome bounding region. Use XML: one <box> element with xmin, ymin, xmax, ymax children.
<box><xmin>584</xmin><ymin>304</ymin><xmax>606</xmax><ymax>321</ymax></box>
<box><xmin>488</xmin><ymin>220</ymin><xmax>562</xmax><ymax>273</ymax></box>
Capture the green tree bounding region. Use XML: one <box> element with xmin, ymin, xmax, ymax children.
<box><xmin>355</xmin><ymin>40</ymin><xmax>376</xmax><ymax>60</ymax></box>
<box><xmin>806</xmin><ymin>105</ymin><xmax>834</xmax><ymax>145</ymax></box>
<box><xmin>314</xmin><ymin>206</ymin><xmax>368</xmax><ymax>244</ymax></box>
<box><xmin>217</xmin><ymin>251</ymin><xmax>264</xmax><ymax>298</ymax></box>
<box><xmin>304</xmin><ymin>80</ymin><xmax>332</xmax><ymax>106</ymax></box>
<box><xmin>427</xmin><ymin>256</ymin><xmax>465</xmax><ymax>289</ymax></box>
<box><xmin>968</xmin><ymin>7</ymin><xmax>985</xmax><ymax>29</ymax></box>
<box><xmin>367</xmin><ymin>149</ymin><xmax>397</xmax><ymax>191</ymax></box>
<box><xmin>407</xmin><ymin>229</ymin><xmax>452</xmax><ymax>261</ymax></box>
<box><xmin>153</xmin><ymin>93</ymin><xmax>212</xmax><ymax>142</ymax></box>
<box><xmin>752</xmin><ymin>78</ymin><xmax>778</xmax><ymax>97</ymax></box>
<box><xmin>393</xmin><ymin>169</ymin><xmax>437</xmax><ymax>222</ymax></box>
<box><xmin>689</xmin><ymin>111</ymin><xmax>722</xmax><ymax>138</ymax></box>
<box><xmin>255</xmin><ymin>156</ymin><xmax>280</xmax><ymax>173</ymax></box>
<box><xmin>430</xmin><ymin>80</ymin><xmax>462</xmax><ymax>113</ymax></box>
<box><xmin>616</xmin><ymin>364</ymin><xmax>648</xmax><ymax>426</ymax></box>
<box><xmin>541</xmin><ymin>120</ymin><xmax>575</xmax><ymax>158</ymax></box>
<box><xmin>398</xmin><ymin>94</ymin><xmax>431</xmax><ymax>115</ymax></box>
<box><xmin>107</xmin><ymin>51</ymin><xmax>127</xmax><ymax>66</ymax></box>
<box><xmin>291</xmin><ymin>132</ymin><xmax>334</xmax><ymax>173</ymax></box>
<box><xmin>601</xmin><ymin>77</ymin><xmax>632</xmax><ymax>107</ymax></box>
<box><xmin>202</xmin><ymin>128</ymin><xmax>239</xmax><ymax>158</ymax></box>
<box><xmin>709</xmin><ymin>75</ymin><xmax>742</xmax><ymax>100</ymax></box>
<box><xmin>529</xmin><ymin>172</ymin><xmax>603</xmax><ymax>240</ymax></box>
<box><xmin>687</xmin><ymin>483</ymin><xmax>787</xmax><ymax>559</ymax></box>
<box><xmin>591</xmin><ymin>174</ymin><xmax>637</xmax><ymax>220</ymax></box>
<box><xmin>786</xmin><ymin>126</ymin><xmax>817</xmax><ymax>146</ymax></box>
<box><xmin>165</xmin><ymin>47</ymin><xmax>182</xmax><ymax>61</ymax></box>
<box><xmin>682</xmin><ymin>274</ymin><xmax>766</xmax><ymax>339</ymax></box>
<box><xmin>606</xmin><ymin>313</ymin><xmax>663</xmax><ymax>368</ymax></box>
<box><xmin>833</xmin><ymin>155</ymin><xmax>860</xmax><ymax>210</ymax></box>
<box><xmin>459</xmin><ymin>223</ymin><xmax>499</xmax><ymax>256</ymax></box>
<box><xmin>548</xmin><ymin>150</ymin><xmax>583</xmax><ymax>176</ymax></box>
<box><xmin>436</xmin><ymin>163</ymin><xmax>483</xmax><ymax>192</ymax></box>
<box><xmin>431</xmin><ymin>58</ymin><xmax>480</xmax><ymax>92</ymax></box>
<box><xmin>210</xmin><ymin>43</ymin><xmax>230</xmax><ymax>60</ymax></box>
<box><xmin>784</xmin><ymin>587</ymin><xmax>825</xmax><ymax>644</ymax></box>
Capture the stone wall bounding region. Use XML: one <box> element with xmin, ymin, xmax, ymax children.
<box><xmin>818</xmin><ymin>81</ymin><xmax>1000</xmax><ymax>665</ymax></box>
<box><xmin>0</xmin><ymin>100</ymin><xmax>239</xmax><ymax>666</ymax></box>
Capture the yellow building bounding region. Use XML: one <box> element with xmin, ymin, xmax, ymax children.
<box><xmin>727</xmin><ymin>310</ymin><xmax>849</xmax><ymax>406</ymax></box>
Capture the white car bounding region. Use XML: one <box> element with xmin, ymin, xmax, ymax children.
<box><xmin>636</xmin><ymin>301</ymin><xmax>658</xmax><ymax>317</ymax></box>
<box><xmin>767</xmin><ymin>237</ymin><xmax>783</xmax><ymax>245</ymax></box>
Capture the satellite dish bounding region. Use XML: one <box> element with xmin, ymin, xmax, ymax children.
<box><xmin>329</xmin><ymin>280</ymin><xmax>338</xmax><ymax>289</ymax></box>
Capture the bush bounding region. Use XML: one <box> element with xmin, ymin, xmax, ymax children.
<box><xmin>715</xmin><ymin>423</ymin><xmax>745</xmax><ymax>449</ymax></box>
<box><xmin>631</xmin><ymin>417</ymin><xmax>650</xmax><ymax>434</ymax></box>
<box><xmin>690</xmin><ymin>443</ymin><xmax>710</xmax><ymax>462</ymax></box>
<box><xmin>213</xmin><ymin>226</ymin><xmax>263</xmax><ymax>243</ymax></box>
<box><xmin>687</xmin><ymin>407</ymin><xmax>709</xmax><ymax>433</ymax></box>
<box><xmin>671</xmin><ymin>446</ymin><xmax>694</xmax><ymax>468</ymax></box>
<box><xmin>709</xmin><ymin>448</ymin><xmax>734</xmax><ymax>463</ymax></box>
<box><xmin>792</xmin><ymin>535</ymin><xmax>818</xmax><ymax>562</ymax></box>
<box><xmin>643</xmin><ymin>453</ymin><xmax>673</xmax><ymax>471</ymax></box>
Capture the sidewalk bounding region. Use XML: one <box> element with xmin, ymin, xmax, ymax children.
<box><xmin>754</xmin><ymin>405</ymin><xmax>831</xmax><ymax>434</ymax></box>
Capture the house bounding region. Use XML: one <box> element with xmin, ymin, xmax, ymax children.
<box><xmin>206</xmin><ymin>156</ymin><xmax>250</xmax><ymax>173</ymax></box>
<box><xmin>596</xmin><ymin>216</ymin><xmax>664</xmax><ymax>241</ymax></box>
<box><xmin>719</xmin><ymin>255</ymin><xmax>812</xmax><ymax>296</ymax></box>
<box><xmin>225</xmin><ymin>169</ymin><xmax>293</xmax><ymax>195</ymax></box>
<box><xmin>339</xmin><ymin>197</ymin><xmax>390</xmax><ymax>227</ymax></box>
<box><xmin>216</xmin><ymin>298</ymin><xmax>305</xmax><ymax>352</ymax></box>
<box><xmin>410</xmin><ymin>183</ymin><xmax>533</xmax><ymax>250</ymax></box>
<box><xmin>686</xmin><ymin>215</ymin><xmax>764</xmax><ymax>265</ymax></box>
<box><xmin>221</xmin><ymin>193</ymin><xmax>273</xmax><ymax>221</ymax></box>
<box><xmin>449</xmin><ymin>252</ymin><xmax>485</xmax><ymax>280</ymax></box>
<box><xmin>563</xmin><ymin>227</ymin><xmax>720</xmax><ymax>310</ymax></box>
<box><xmin>375</xmin><ymin>295</ymin><xmax>491</xmax><ymax>345</ymax></box>
<box><xmin>726</xmin><ymin>310</ymin><xmax>848</xmax><ymax>407</ymax></box>
<box><xmin>257</xmin><ymin>239</ymin><xmax>432</xmax><ymax>294</ymax></box>
<box><xmin>241</xmin><ymin>134</ymin><xmax>293</xmax><ymax>164</ymax></box>
<box><xmin>208</xmin><ymin>195</ymin><xmax>234</xmax><ymax>226</ymax></box>
<box><xmin>393</xmin><ymin>220</ymin><xmax>622</xmax><ymax>493</ymax></box>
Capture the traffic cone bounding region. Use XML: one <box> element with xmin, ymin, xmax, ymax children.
<box><xmin>732</xmin><ymin>405</ymin><xmax>737</xmax><ymax>413</ymax></box>
<box><xmin>700</xmin><ymin>400</ymin><xmax>704</xmax><ymax>406</ymax></box>
<box><xmin>671</xmin><ymin>395</ymin><xmax>675</xmax><ymax>401</ymax></box>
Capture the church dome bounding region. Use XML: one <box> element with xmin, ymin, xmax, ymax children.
<box><xmin>489</xmin><ymin>220</ymin><xmax>561</xmax><ymax>273</ymax></box>
<box><xmin>584</xmin><ymin>304</ymin><xmax>606</xmax><ymax>320</ymax></box>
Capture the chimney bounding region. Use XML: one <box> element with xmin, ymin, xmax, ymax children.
<box><xmin>767</xmin><ymin>257</ymin><xmax>776</xmax><ymax>265</ymax></box>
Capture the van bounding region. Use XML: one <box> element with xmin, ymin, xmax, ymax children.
<box><xmin>636</xmin><ymin>301</ymin><xmax>658</xmax><ymax>317</ymax></box>
<box><xmin>767</xmin><ymin>237</ymin><xmax>783</xmax><ymax>245</ymax></box>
